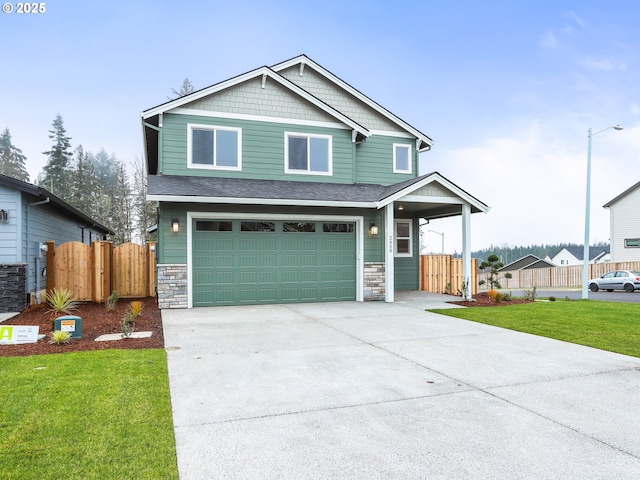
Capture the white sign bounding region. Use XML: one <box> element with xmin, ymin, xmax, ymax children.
<box><xmin>0</xmin><ymin>325</ymin><xmax>40</xmax><ymax>344</ymax></box>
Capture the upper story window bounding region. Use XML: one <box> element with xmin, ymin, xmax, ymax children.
<box><xmin>394</xmin><ymin>219</ymin><xmax>412</xmax><ymax>257</ymax></box>
<box><xmin>393</xmin><ymin>144</ymin><xmax>412</xmax><ymax>174</ymax></box>
<box><xmin>188</xmin><ymin>124</ymin><xmax>242</xmax><ymax>171</ymax></box>
<box><xmin>285</xmin><ymin>132</ymin><xmax>332</xmax><ymax>176</ymax></box>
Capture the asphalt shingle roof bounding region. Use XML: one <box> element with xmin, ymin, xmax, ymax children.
<box><xmin>148</xmin><ymin>173</ymin><xmax>438</xmax><ymax>204</ymax></box>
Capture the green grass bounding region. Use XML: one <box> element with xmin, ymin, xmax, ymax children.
<box><xmin>429</xmin><ymin>300</ymin><xmax>640</xmax><ymax>358</ymax></box>
<box><xmin>0</xmin><ymin>349</ymin><xmax>178</xmax><ymax>479</ymax></box>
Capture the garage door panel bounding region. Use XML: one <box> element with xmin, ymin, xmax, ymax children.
<box><xmin>193</xmin><ymin>219</ymin><xmax>356</xmax><ymax>306</ymax></box>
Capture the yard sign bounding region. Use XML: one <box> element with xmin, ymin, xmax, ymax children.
<box><xmin>0</xmin><ymin>325</ymin><xmax>39</xmax><ymax>344</ymax></box>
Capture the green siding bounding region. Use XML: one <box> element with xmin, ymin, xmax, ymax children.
<box><xmin>161</xmin><ymin>113</ymin><xmax>355</xmax><ymax>183</ymax></box>
<box><xmin>157</xmin><ymin>203</ymin><xmax>385</xmax><ymax>265</ymax></box>
<box><xmin>355</xmin><ymin>135</ymin><xmax>417</xmax><ymax>186</ymax></box>
<box><xmin>394</xmin><ymin>218</ymin><xmax>419</xmax><ymax>290</ymax></box>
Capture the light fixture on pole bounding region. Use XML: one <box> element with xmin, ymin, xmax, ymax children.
<box><xmin>427</xmin><ymin>229</ymin><xmax>445</xmax><ymax>254</ymax></box>
<box><xmin>582</xmin><ymin>124</ymin><xmax>623</xmax><ymax>300</ymax></box>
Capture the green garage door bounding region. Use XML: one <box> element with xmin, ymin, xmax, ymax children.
<box><xmin>193</xmin><ymin>219</ymin><xmax>356</xmax><ymax>306</ymax></box>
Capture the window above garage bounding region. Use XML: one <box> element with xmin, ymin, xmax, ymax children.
<box><xmin>284</xmin><ymin>132</ymin><xmax>332</xmax><ymax>176</ymax></box>
<box><xmin>188</xmin><ymin>124</ymin><xmax>242</xmax><ymax>171</ymax></box>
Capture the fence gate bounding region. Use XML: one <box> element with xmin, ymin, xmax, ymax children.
<box><xmin>420</xmin><ymin>255</ymin><xmax>477</xmax><ymax>296</ymax></box>
<box><xmin>46</xmin><ymin>241</ymin><xmax>156</xmax><ymax>302</ymax></box>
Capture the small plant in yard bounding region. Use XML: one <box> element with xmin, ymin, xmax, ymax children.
<box><xmin>487</xmin><ymin>289</ymin><xmax>498</xmax><ymax>299</ymax></box>
<box><xmin>49</xmin><ymin>330</ymin><xmax>72</xmax><ymax>345</ymax></box>
<box><xmin>457</xmin><ymin>278</ymin><xmax>470</xmax><ymax>299</ymax></box>
<box><xmin>549</xmin><ymin>296</ymin><xmax>557</xmax><ymax>302</ymax></box>
<box><xmin>120</xmin><ymin>311</ymin><xmax>135</xmax><ymax>338</ymax></box>
<box><xmin>478</xmin><ymin>254</ymin><xmax>512</xmax><ymax>290</ymax></box>
<box><xmin>128</xmin><ymin>300</ymin><xmax>144</xmax><ymax>318</ymax></box>
<box><xmin>45</xmin><ymin>288</ymin><xmax>79</xmax><ymax>317</ymax></box>
<box><xmin>494</xmin><ymin>292</ymin><xmax>504</xmax><ymax>302</ymax></box>
<box><xmin>106</xmin><ymin>290</ymin><xmax>119</xmax><ymax>312</ymax></box>
<box><xmin>523</xmin><ymin>286</ymin><xmax>538</xmax><ymax>301</ymax></box>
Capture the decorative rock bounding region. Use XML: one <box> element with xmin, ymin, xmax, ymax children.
<box><xmin>95</xmin><ymin>331</ymin><xmax>153</xmax><ymax>342</ymax></box>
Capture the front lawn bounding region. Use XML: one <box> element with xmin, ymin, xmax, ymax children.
<box><xmin>0</xmin><ymin>349</ymin><xmax>178</xmax><ymax>479</ymax></box>
<box><xmin>429</xmin><ymin>300</ymin><xmax>640</xmax><ymax>358</ymax></box>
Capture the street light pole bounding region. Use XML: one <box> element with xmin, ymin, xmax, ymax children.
<box><xmin>428</xmin><ymin>230</ymin><xmax>445</xmax><ymax>254</ymax></box>
<box><xmin>582</xmin><ymin>125</ymin><xmax>623</xmax><ymax>300</ymax></box>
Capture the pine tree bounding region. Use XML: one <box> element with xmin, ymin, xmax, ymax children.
<box><xmin>168</xmin><ymin>78</ymin><xmax>195</xmax><ymax>99</ymax></box>
<box><xmin>68</xmin><ymin>145</ymin><xmax>98</xmax><ymax>215</ymax></box>
<box><xmin>132</xmin><ymin>155</ymin><xmax>157</xmax><ymax>243</ymax></box>
<box><xmin>0</xmin><ymin>128</ymin><xmax>29</xmax><ymax>182</ymax></box>
<box><xmin>40</xmin><ymin>114</ymin><xmax>72</xmax><ymax>195</ymax></box>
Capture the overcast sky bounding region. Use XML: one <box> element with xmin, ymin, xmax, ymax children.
<box><xmin>2</xmin><ymin>0</ymin><xmax>639</xmax><ymax>253</ymax></box>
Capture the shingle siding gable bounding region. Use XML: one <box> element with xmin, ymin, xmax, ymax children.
<box><xmin>278</xmin><ymin>66</ymin><xmax>400</xmax><ymax>132</ymax></box>
<box><xmin>181</xmin><ymin>76</ymin><xmax>339</xmax><ymax>124</ymax></box>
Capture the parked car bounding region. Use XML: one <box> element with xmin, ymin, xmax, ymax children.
<box><xmin>589</xmin><ymin>270</ymin><xmax>640</xmax><ymax>293</ymax></box>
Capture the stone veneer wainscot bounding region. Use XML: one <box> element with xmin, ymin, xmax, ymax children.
<box><xmin>157</xmin><ymin>264</ymin><xmax>188</xmax><ymax>309</ymax></box>
<box><xmin>363</xmin><ymin>262</ymin><xmax>385</xmax><ymax>301</ymax></box>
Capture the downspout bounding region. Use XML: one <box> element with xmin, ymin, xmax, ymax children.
<box><xmin>26</xmin><ymin>197</ymin><xmax>50</xmax><ymax>302</ymax></box>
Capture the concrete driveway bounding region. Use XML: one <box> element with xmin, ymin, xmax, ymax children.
<box><xmin>162</xmin><ymin>292</ymin><xmax>640</xmax><ymax>479</ymax></box>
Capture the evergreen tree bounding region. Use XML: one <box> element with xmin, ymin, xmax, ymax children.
<box><xmin>132</xmin><ymin>155</ymin><xmax>157</xmax><ymax>243</ymax></box>
<box><xmin>68</xmin><ymin>145</ymin><xmax>98</xmax><ymax>215</ymax></box>
<box><xmin>111</xmin><ymin>161</ymin><xmax>133</xmax><ymax>244</ymax></box>
<box><xmin>0</xmin><ymin>128</ymin><xmax>29</xmax><ymax>182</ymax></box>
<box><xmin>40</xmin><ymin>114</ymin><xmax>72</xmax><ymax>195</ymax></box>
<box><xmin>168</xmin><ymin>78</ymin><xmax>195</xmax><ymax>99</ymax></box>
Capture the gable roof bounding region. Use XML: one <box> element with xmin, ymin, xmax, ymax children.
<box><xmin>551</xmin><ymin>246</ymin><xmax>609</xmax><ymax>261</ymax></box>
<box><xmin>603</xmin><ymin>180</ymin><xmax>640</xmax><ymax>208</ymax></box>
<box><xmin>0</xmin><ymin>174</ymin><xmax>113</xmax><ymax>235</ymax></box>
<box><xmin>141</xmin><ymin>55</ymin><xmax>433</xmax><ymax>174</ymax></box>
<box><xmin>498</xmin><ymin>254</ymin><xmax>556</xmax><ymax>271</ymax></box>
<box><xmin>271</xmin><ymin>54</ymin><xmax>433</xmax><ymax>151</ymax></box>
<box><xmin>147</xmin><ymin>172</ymin><xmax>489</xmax><ymax>216</ymax></box>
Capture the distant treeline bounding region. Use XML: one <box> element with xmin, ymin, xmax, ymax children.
<box><xmin>454</xmin><ymin>241</ymin><xmax>610</xmax><ymax>264</ymax></box>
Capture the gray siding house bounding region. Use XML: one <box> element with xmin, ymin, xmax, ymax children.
<box><xmin>142</xmin><ymin>55</ymin><xmax>488</xmax><ymax>308</ymax></box>
<box><xmin>0</xmin><ymin>174</ymin><xmax>111</xmax><ymax>312</ymax></box>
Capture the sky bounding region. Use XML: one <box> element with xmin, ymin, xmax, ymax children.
<box><xmin>2</xmin><ymin>0</ymin><xmax>640</xmax><ymax>254</ymax></box>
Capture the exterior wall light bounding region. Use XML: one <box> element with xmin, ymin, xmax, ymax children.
<box><xmin>0</xmin><ymin>209</ymin><xmax>7</xmax><ymax>222</ymax></box>
<box><xmin>369</xmin><ymin>223</ymin><xmax>379</xmax><ymax>235</ymax></box>
<box><xmin>171</xmin><ymin>218</ymin><xmax>180</xmax><ymax>233</ymax></box>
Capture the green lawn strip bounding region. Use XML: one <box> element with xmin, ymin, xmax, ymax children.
<box><xmin>0</xmin><ymin>349</ymin><xmax>178</xmax><ymax>480</ymax></box>
<box><xmin>429</xmin><ymin>300</ymin><xmax>640</xmax><ymax>358</ymax></box>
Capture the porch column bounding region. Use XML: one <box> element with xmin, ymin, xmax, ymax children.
<box><xmin>461</xmin><ymin>203</ymin><xmax>472</xmax><ymax>300</ymax></box>
<box><xmin>385</xmin><ymin>203</ymin><xmax>394</xmax><ymax>302</ymax></box>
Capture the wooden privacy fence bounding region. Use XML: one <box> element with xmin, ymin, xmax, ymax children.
<box><xmin>420</xmin><ymin>255</ymin><xmax>477</xmax><ymax>295</ymax></box>
<box><xmin>478</xmin><ymin>261</ymin><xmax>640</xmax><ymax>289</ymax></box>
<box><xmin>46</xmin><ymin>241</ymin><xmax>156</xmax><ymax>302</ymax></box>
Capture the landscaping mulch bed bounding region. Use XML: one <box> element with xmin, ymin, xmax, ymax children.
<box><xmin>0</xmin><ymin>297</ymin><xmax>163</xmax><ymax>357</ymax></box>
<box><xmin>448</xmin><ymin>291</ymin><xmax>534</xmax><ymax>307</ymax></box>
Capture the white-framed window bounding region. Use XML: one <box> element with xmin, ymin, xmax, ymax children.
<box><xmin>394</xmin><ymin>219</ymin><xmax>412</xmax><ymax>257</ymax></box>
<box><xmin>393</xmin><ymin>143</ymin><xmax>412</xmax><ymax>174</ymax></box>
<box><xmin>187</xmin><ymin>123</ymin><xmax>242</xmax><ymax>170</ymax></box>
<box><xmin>284</xmin><ymin>132</ymin><xmax>332</xmax><ymax>175</ymax></box>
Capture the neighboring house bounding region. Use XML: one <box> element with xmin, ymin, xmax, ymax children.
<box><xmin>498</xmin><ymin>254</ymin><xmax>556</xmax><ymax>271</ymax></box>
<box><xmin>0</xmin><ymin>174</ymin><xmax>112</xmax><ymax>312</ymax></box>
<box><xmin>603</xmin><ymin>180</ymin><xmax>640</xmax><ymax>262</ymax></box>
<box><xmin>141</xmin><ymin>55</ymin><xmax>489</xmax><ymax>309</ymax></box>
<box><xmin>549</xmin><ymin>246</ymin><xmax>610</xmax><ymax>266</ymax></box>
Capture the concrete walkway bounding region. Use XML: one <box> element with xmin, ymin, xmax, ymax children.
<box><xmin>162</xmin><ymin>292</ymin><xmax>640</xmax><ymax>479</ymax></box>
